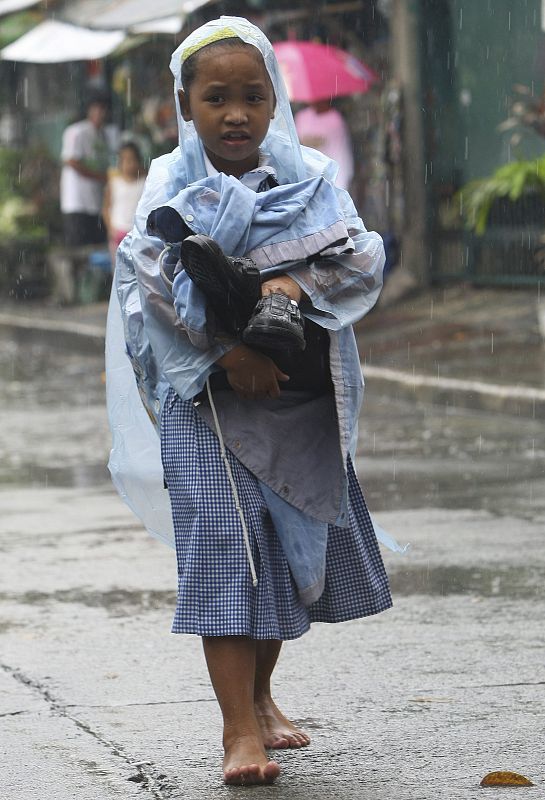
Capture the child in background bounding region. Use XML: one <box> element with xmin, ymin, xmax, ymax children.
<box><xmin>107</xmin><ymin>16</ymin><xmax>396</xmax><ymax>787</ymax></box>
<box><xmin>102</xmin><ymin>142</ymin><xmax>146</xmax><ymax>265</ymax></box>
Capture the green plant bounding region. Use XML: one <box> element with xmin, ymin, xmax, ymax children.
<box><xmin>0</xmin><ymin>145</ymin><xmax>56</xmax><ymax>242</ymax></box>
<box><xmin>458</xmin><ymin>156</ymin><xmax>545</xmax><ymax>235</ymax></box>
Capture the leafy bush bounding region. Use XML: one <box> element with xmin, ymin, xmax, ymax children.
<box><xmin>0</xmin><ymin>145</ymin><xmax>58</xmax><ymax>242</ymax></box>
<box><xmin>458</xmin><ymin>156</ymin><xmax>545</xmax><ymax>235</ymax></box>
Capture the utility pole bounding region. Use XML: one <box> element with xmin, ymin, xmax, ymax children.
<box><xmin>390</xmin><ymin>0</ymin><xmax>429</xmax><ymax>285</ymax></box>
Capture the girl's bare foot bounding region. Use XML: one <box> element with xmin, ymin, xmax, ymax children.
<box><xmin>255</xmin><ymin>697</ymin><xmax>311</xmax><ymax>749</ymax></box>
<box><xmin>223</xmin><ymin>731</ymin><xmax>281</xmax><ymax>785</ymax></box>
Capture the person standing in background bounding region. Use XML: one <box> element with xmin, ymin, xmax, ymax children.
<box><xmin>60</xmin><ymin>93</ymin><xmax>116</xmax><ymax>248</ymax></box>
<box><xmin>102</xmin><ymin>141</ymin><xmax>146</xmax><ymax>267</ymax></box>
<box><xmin>295</xmin><ymin>100</ymin><xmax>354</xmax><ymax>191</ymax></box>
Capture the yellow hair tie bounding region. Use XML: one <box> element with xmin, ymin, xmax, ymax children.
<box><xmin>181</xmin><ymin>27</ymin><xmax>240</xmax><ymax>63</ymax></box>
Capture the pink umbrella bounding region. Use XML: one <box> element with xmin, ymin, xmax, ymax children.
<box><xmin>273</xmin><ymin>40</ymin><xmax>378</xmax><ymax>103</ymax></box>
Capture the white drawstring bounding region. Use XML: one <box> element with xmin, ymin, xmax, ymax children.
<box><xmin>205</xmin><ymin>378</ymin><xmax>258</xmax><ymax>587</ymax></box>
<box><xmin>158</xmin><ymin>245</ymin><xmax>173</xmax><ymax>291</ymax></box>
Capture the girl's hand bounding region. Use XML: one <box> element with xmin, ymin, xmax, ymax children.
<box><xmin>217</xmin><ymin>345</ymin><xmax>289</xmax><ymax>400</ymax></box>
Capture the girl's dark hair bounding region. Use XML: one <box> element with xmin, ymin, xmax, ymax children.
<box><xmin>181</xmin><ymin>37</ymin><xmax>259</xmax><ymax>91</ymax></box>
<box><xmin>119</xmin><ymin>141</ymin><xmax>142</xmax><ymax>162</ymax></box>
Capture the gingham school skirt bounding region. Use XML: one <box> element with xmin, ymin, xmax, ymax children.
<box><xmin>161</xmin><ymin>388</ymin><xmax>392</xmax><ymax>640</ymax></box>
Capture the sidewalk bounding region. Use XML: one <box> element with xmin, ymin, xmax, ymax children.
<box><xmin>1</xmin><ymin>284</ymin><xmax>544</xmax><ymax>416</ymax></box>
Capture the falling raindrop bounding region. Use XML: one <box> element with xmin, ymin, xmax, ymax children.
<box><xmin>491</xmin><ymin>332</ymin><xmax>494</xmax><ymax>353</ymax></box>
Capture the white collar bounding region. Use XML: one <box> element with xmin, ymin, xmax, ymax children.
<box><xmin>203</xmin><ymin>150</ymin><xmax>277</xmax><ymax>191</ymax></box>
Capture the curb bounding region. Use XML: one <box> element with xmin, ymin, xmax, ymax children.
<box><xmin>363</xmin><ymin>365</ymin><xmax>545</xmax><ymax>420</ymax></box>
<box><xmin>1</xmin><ymin>311</ymin><xmax>542</xmax><ymax>419</ymax></box>
<box><xmin>0</xmin><ymin>311</ymin><xmax>105</xmax><ymax>355</ymax></box>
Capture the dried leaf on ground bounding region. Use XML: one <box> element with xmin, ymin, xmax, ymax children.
<box><xmin>480</xmin><ymin>771</ymin><xmax>534</xmax><ymax>787</ymax></box>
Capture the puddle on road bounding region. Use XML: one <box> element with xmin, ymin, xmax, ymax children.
<box><xmin>4</xmin><ymin>568</ymin><xmax>543</xmax><ymax>609</ymax></box>
<box><xmin>0</xmin><ymin>461</ymin><xmax>110</xmax><ymax>489</ymax></box>
<box><xmin>0</xmin><ymin>335</ymin><xmax>105</xmax><ymax>408</ymax></box>
<box><xmin>388</xmin><ymin>565</ymin><xmax>544</xmax><ymax>598</ymax></box>
<box><xmin>357</xmin><ymin>390</ymin><xmax>545</xmax><ymax>517</ymax></box>
<box><xmin>1</xmin><ymin>588</ymin><xmax>176</xmax><ymax>615</ymax></box>
<box><xmin>2</xmin><ymin>332</ymin><xmax>545</xmax><ymax>519</ymax></box>
<box><xmin>1</xmin><ymin>333</ymin><xmax>110</xmax><ymax>490</ymax></box>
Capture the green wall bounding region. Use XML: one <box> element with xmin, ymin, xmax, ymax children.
<box><xmin>423</xmin><ymin>0</ymin><xmax>545</xmax><ymax>186</ymax></box>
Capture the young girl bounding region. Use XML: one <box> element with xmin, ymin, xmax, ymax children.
<box><xmin>102</xmin><ymin>141</ymin><xmax>146</xmax><ymax>265</ymax></box>
<box><xmin>107</xmin><ymin>16</ymin><xmax>397</xmax><ymax>787</ymax></box>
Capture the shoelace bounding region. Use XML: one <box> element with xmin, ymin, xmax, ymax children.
<box><xmin>206</xmin><ymin>378</ymin><xmax>258</xmax><ymax>587</ymax></box>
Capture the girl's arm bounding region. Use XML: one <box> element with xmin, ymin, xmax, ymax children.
<box><xmin>287</xmin><ymin>189</ymin><xmax>384</xmax><ymax>331</ymax></box>
<box><xmin>102</xmin><ymin>180</ymin><xmax>112</xmax><ymax>237</ymax></box>
<box><xmin>65</xmin><ymin>158</ymin><xmax>107</xmax><ymax>182</ymax></box>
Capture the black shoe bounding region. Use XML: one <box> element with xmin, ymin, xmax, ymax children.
<box><xmin>242</xmin><ymin>292</ymin><xmax>306</xmax><ymax>351</ymax></box>
<box><xmin>181</xmin><ymin>235</ymin><xmax>262</xmax><ymax>336</ymax></box>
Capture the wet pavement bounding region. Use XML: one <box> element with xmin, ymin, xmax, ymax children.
<box><xmin>357</xmin><ymin>285</ymin><xmax>545</xmax><ymax>418</ymax></box>
<box><xmin>0</xmin><ymin>334</ymin><xmax>108</xmax><ymax>488</ymax></box>
<box><xmin>360</xmin><ymin>284</ymin><xmax>545</xmax><ymax>389</ymax></box>
<box><xmin>357</xmin><ymin>393</ymin><xmax>545</xmax><ymax>519</ymax></box>
<box><xmin>1</xmin><ymin>316</ymin><xmax>544</xmax><ymax>798</ymax></box>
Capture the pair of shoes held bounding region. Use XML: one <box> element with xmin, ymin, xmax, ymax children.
<box><xmin>181</xmin><ymin>235</ymin><xmax>305</xmax><ymax>351</ymax></box>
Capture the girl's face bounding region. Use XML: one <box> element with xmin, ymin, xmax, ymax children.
<box><xmin>118</xmin><ymin>148</ymin><xmax>141</xmax><ymax>179</ymax></box>
<box><xmin>179</xmin><ymin>45</ymin><xmax>275</xmax><ymax>178</ymax></box>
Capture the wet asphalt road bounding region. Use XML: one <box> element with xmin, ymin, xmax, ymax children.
<box><xmin>1</xmin><ymin>333</ymin><xmax>544</xmax><ymax>798</ymax></box>
<box><xmin>2</xmin><ymin>332</ymin><xmax>544</xmax><ymax>518</ymax></box>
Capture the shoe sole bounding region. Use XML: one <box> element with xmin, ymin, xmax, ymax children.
<box><xmin>243</xmin><ymin>320</ymin><xmax>306</xmax><ymax>351</ymax></box>
<box><xmin>182</xmin><ymin>236</ymin><xmax>224</xmax><ymax>290</ymax></box>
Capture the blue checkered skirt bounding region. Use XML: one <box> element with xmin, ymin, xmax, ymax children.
<box><xmin>161</xmin><ymin>389</ymin><xmax>392</xmax><ymax>640</ymax></box>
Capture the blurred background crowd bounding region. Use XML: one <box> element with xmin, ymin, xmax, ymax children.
<box><xmin>1</xmin><ymin>0</ymin><xmax>545</xmax><ymax>303</ymax></box>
